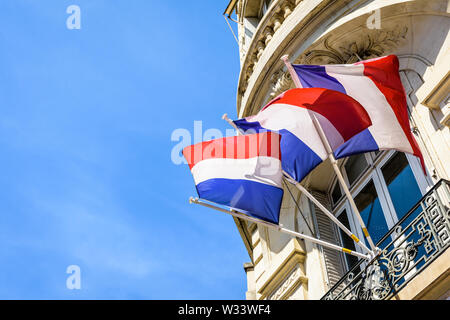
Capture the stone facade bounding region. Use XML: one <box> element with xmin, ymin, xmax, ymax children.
<box><xmin>225</xmin><ymin>0</ymin><xmax>450</xmax><ymax>300</ymax></box>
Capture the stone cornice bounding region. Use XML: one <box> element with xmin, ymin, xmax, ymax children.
<box><xmin>422</xmin><ymin>70</ymin><xmax>450</xmax><ymax>110</ymax></box>
<box><xmin>233</xmin><ymin>216</ymin><xmax>254</xmax><ymax>262</ymax></box>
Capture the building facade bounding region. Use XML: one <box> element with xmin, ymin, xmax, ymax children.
<box><xmin>224</xmin><ymin>0</ymin><xmax>450</xmax><ymax>300</ymax></box>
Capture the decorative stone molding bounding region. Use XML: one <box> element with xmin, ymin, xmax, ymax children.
<box><xmin>297</xmin><ymin>25</ymin><xmax>408</xmax><ymax>65</ymax></box>
<box><xmin>422</xmin><ymin>71</ymin><xmax>450</xmax><ymax>110</ymax></box>
<box><xmin>256</xmin><ymin>40</ymin><xmax>266</xmax><ymax>59</ymax></box>
<box><xmin>269</xmin><ymin>69</ymin><xmax>294</xmax><ymax>99</ymax></box>
<box><xmin>240</xmin><ymin>0</ymin><xmax>299</xmax><ymax>95</ymax></box>
<box><xmin>257</xmin><ymin>238</ymin><xmax>307</xmax><ymax>299</ymax></box>
<box><xmin>263</xmin><ymin>26</ymin><xmax>274</xmax><ymax>46</ymax></box>
<box><xmin>272</xmin><ymin>13</ymin><xmax>283</xmax><ymax>32</ymax></box>
<box><xmin>421</xmin><ymin>71</ymin><xmax>450</xmax><ymax>128</ymax></box>
<box><xmin>268</xmin><ymin>263</ymin><xmax>305</xmax><ymax>300</ymax></box>
<box><xmin>282</xmin><ymin>1</ymin><xmax>294</xmax><ymax>19</ymax></box>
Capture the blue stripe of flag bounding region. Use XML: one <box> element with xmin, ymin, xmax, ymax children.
<box><xmin>196</xmin><ymin>178</ymin><xmax>283</xmax><ymax>224</ymax></box>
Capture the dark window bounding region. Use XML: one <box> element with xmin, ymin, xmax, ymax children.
<box><xmin>344</xmin><ymin>154</ymin><xmax>369</xmax><ymax>186</ymax></box>
<box><xmin>331</xmin><ymin>182</ymin><xmax>342</xmax><ymax>206</ymax></box>
<box><xmin>337</xmin><ymin>210</ymin><xmax>359</xmax><ymax>270</ymax></box>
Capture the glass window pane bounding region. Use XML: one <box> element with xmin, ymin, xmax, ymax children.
<box><xmin>331</xmin><ymin>182</ymin><xmax>342</xmax><ymax>206</ymax></box>
<box><xmin>337</xmin><ymin>209</ymin><xmax>358</xmax><ymax>270</ymax></box>
<box><xmin>354</xmin><ymin>180</ymin><xmax>389</xmax><ymax>245</ymax></box>
<box><xmin>344</xmin><ymin>154</ymin><xmax>369</xmax><ymax>186</ymax></box>
<box><xmin>381</xmin><ymin>152</ymin><xmax>422</xmax><ymax>220</ymax></box>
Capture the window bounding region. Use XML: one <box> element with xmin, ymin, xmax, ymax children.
<box><xmin>330</xmin><ymin>181</ymin><xmax>342</xmax><ymax>207</ymax></box>
<box><xmin>354</xmin><ymin>180</ymin><xmax>390</xmax><ymax>245</ymax></box>
<box><xmin>381</xmin><ymin>152</ymin><xmax>423</xmax><ymax>220</ymax></box>
<box><xmin>344</xmin><ymin>154</ymin><xmax>369</xmax><ymax>186</ymax></box>
<box><xmin>329</xmin><ymin>151</ymin><xmax>429</xmax><ymax>271</ymax></box>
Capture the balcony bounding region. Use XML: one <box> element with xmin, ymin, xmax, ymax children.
<box><xmin>321</xmin><ymin>179</ymin><xmax>450</xmax><ymax>300</ymax></box>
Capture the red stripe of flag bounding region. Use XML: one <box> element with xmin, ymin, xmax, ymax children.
<box><xmin>261</xmin><ymin>88</ymin><xmax>372</xmax><ymax>142</ymax></box>
<box><xmin>182</xmin><ymin>131</ymin><xmax>281</xmax><ymax>170</ymax></box>
<box><xmin>360</xmin><ymin>55</ymin><xmax>426</xmax><ymax>173</ymax></box>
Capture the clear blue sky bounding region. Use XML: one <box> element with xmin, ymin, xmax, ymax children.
<box><xmin>0</xmin><ymin>0</ymin><xmax>249</xmax><ymax>299</ymax></box>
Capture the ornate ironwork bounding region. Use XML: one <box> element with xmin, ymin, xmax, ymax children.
<box><xmin>321</xmin><ymin>179</ymin><xmax>450</xmax><ymax>300</ymax></box>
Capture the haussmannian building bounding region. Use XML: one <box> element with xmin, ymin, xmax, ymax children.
<box><xmin>223</xmin><ymin>0</ymin><xmax>450</xmax><ymax>300</ymax></box>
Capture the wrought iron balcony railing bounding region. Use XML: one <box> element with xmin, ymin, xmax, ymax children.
<box><xmin>321</xmin><ymin>179</ymin><xmax>450</xmax><ymax>300</ymax></box>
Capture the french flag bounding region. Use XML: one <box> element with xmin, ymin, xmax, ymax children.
<box><xmin>292</xmin><ymin>55</ymin><xmax>425</xmax><ymax>170</ymax></box>
<box><xmin>233</xmin><ymin>88</ymin><xmax>372</xmax><ymax>182</ymax></box>
<box><xmin>183</xmin><ymin>132</ymin><xmax>284</xmax><ymax>224</ymax></box>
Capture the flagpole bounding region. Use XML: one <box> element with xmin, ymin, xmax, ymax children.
<box><xmin>221</xmin><ymin>114</ymin><xmax>373</xmax><ymax>255</ymax></box>
<box><xmin>281</xmin><ymin>55</ymin><xmax>302</xmax><ymax>88</ymax></box>
<box><xmin>190</xmin><ymin>197</ymin><xmax>371</xmax><ymax>261</ymax></box>
<box><xmin>283</xmin><ymin>172</ymin><xmax>373</xmax><ymax>255</ymax></box>
<box><xmin>281</xmin><ymin>55</ymin><xmax>378</xmax><ymax>254</ymax></box>
<box><xmin>222</xmin><ymin>113</ymin><xmax>241</xmax><ymax>133</ymax></box>
<box><xmin>311</xmin><ymin>113</ymin><xmax>378</xmax><ymax>253</ymax></box>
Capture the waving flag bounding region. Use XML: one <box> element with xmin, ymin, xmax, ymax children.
<box><xmin>233</xmin><ymin>87</ymin><xmax>372</xmax><ymax>182</ymax></box>
<box><xmin>183</xmin><ymin>131</ymin><xmax>284</xmax><ymax>224</ymax></box>
<box><xmin>292</xmin><ymin>55</ymin><xmax>425</xmax><ymax>170</ymax></box>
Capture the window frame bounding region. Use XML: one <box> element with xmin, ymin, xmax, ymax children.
<box><xmin>328</xmin><ymin>150</ymin><xmax>431</xmax><ymax>271</ymax></box>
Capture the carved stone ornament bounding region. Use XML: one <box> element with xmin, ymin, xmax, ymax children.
<box><xmin>296</xmin><ymin>25</ymin><xmax>408</xmax><ymax>65</ymax></box>
<box><xmin>268</xmin><ymin>264</ymin><xmax>303</xmax><ymax>300</ymax></box>
<box><xmin>269</xmin><ymin>69</ymin><xmax>295</xmax><ymax>99</ymax></box>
